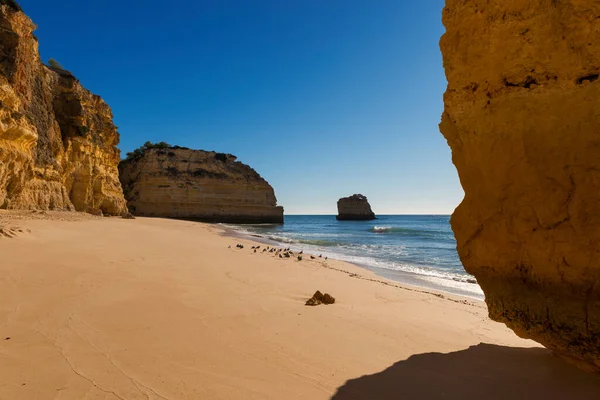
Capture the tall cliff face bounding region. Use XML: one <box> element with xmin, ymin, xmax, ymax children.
<box><xmin>119</xmin><ymin>148</ymin><xmax>284</xmax><ymax>223</ymax></box>
<box><xmin>336</xmin><ymin>194</ymin><xmax>376</xmax><ymax>221</ymax></box>
<box><xmin>440</xmin><ymin>0</ymin><xmax>600</xmax><ymax>370</ymax></box>
<box><xmin>0</xmin><ymin>3</ymin><xmax>126</xmax><ymax>214</ymax></box>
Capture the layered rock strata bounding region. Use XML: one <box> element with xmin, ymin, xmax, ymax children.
<box><xmin>0</xmin><ymin>2</ymin><xmax>126</xmax><ymax>214</ymax></box>
<box><xmin>336</xmin><ymin>194</ymin><xmax>375</xmax><ymax>221</ymax></box>
<box><xmin>119</xmin><ymin>148</ymin><xmax>284</xmax><ymax>223</ymax></box>
<box><xmin>440</xmin><ymin>0</ymin><xmax>600</xmax><ymax>371</ymax></box>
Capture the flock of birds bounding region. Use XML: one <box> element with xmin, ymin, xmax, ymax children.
<box><xmin>230</xmin><ymin>244</ymin><xmax>328</xmax><ymax>262</ymax></box>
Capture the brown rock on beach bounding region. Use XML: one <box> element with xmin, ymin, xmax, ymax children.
<box><xmin>322</xmin><ymin>293</ymin><xmax>335</xmax><ymax>305</ymax></box>
<box><xmin>305</xmin><ymin>290</ymin><xmax>335</xmax><ymax>306</ymax></box>
<box><xmin>305</xmin><ymin>297</ymin><xmax>321</xmax><ymax>306</ymax></box>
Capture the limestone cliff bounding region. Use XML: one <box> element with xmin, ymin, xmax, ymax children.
<box><xmin>440</xmin><ymin>0</ymin><xmax>600</xmax><ymax>370</ymax></box>
<box><xmin>119</xmin><ymin>146</ymin><xmax>284</xmax><ymax>223</ymax></box>
<box><xmin>336</xmin><ymin>194</ymin><xmax>375</xmax><ymax>221</ymax></box>
<box><xmin>0</xmin><ymin>2</ymin><xmax>126</xmax><ymax>214</ymax></box>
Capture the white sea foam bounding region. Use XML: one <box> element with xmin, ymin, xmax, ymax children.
<box><xmin>372</xmin><ymin>226</ymin><xmax>393</xmax><ymax>233</ymax></box>
<box><xmin>221</xmin><ymin>218</ymin><xmax>484</xmax><ymax>300</ymax></box>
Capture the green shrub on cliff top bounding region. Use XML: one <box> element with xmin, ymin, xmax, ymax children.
<box><xmin>125</xmin><ymin>141</ymin><xmax>173</xmax><ymax>161</ymax></box>
<box><xmin>215</xmin><ymin>153</ymin><xmax>228</xmax><ymax>162</ymax></box>
<box><xmin>48</xmin><ymin>58</ymin><xmax>63</xmax><ymax>69</ymax></box>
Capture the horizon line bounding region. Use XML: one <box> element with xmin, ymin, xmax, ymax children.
<box><xmin>283</xmin><ymin>213</ymin><xmax>452</xmax><ymax>216</ymax></box>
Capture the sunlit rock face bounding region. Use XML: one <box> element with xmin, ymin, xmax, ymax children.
<box><xmin>0</xmin><ymin>3</ymin><xmax>126</xmax><ymax>214</ymax></box>
<box><xmin>119</xmin><ymin>148</ymin><xmax>284</xmax><ymax>224</ymax></box>
<box><xmin>440</xmin><ymin>0</ymin><xmax>600</xmax><ymax>371</ymax></box>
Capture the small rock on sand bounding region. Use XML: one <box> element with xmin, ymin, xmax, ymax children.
<box><xmin>321</xmin><ymin>293</ymin><xmax>335</xmax><ymax>305</ymax></box>
<box><xmin>305</xmin><ymin>290</ymin><xmax>335</xmax><ymax>306</ymax></box>
<box><xmin>305</xmin><ymin>297</ymin><xmax>321</xmax><ymax>306</ymax></box>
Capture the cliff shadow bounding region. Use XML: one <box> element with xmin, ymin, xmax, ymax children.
<box><xmin>331</xmin><ymin>343</ymin><xmax>600</xmax><ymax>400</ymax></box>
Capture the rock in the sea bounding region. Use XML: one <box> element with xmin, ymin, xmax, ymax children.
<box><xmin>336</xmin><ymin>194</ymin><xmax>376</xmax><ymax>221</ymax></box>
<box><xmin>0</xmin><ymin>4</ymin><xmax>127</xmax><ymax>215</ymax></box>
<box><xmin>440</xmin><ymin>0</ymin><xmax>600</xmax><ymax>371</ymax></box>
<box><xmin>119</xmin><ymin>146</ymin><xmax>284</xmax><ymax>223</ymax></box>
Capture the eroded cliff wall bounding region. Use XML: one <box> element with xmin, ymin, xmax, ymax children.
<box><xmin>440</xmin><ymin>0</ymin><xmax>600</xmax><ymax>370</ymax></box>
<box><xmin>0</xmin><ymin>3</ymin><xmax>126</xmax><ymax>214</ymax></box>
<box><xmin>119</xmin><ymin>148</ymin><xmax>284</xmax><ymax>223</ymax></box>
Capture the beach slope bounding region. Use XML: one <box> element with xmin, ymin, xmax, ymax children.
<box><xmin>0</xmin><ymin>213</ymin><xmax>598</xmax><ymax>399</ymax></box>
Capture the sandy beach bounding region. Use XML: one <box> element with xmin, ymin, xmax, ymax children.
<box><xmin>1</xmin><ymin>212</ymin><xmax>599</xmax><ymax>400</ymax></box>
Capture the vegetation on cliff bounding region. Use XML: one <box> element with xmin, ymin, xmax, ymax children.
<box><xmin>47</xmin><ymin>58</ymin><xmax>64</xmax><ymax>70</ymax></box>
<box><xmin>125</xmin><ymin>141</ymin><xmax>173</xmax><ymax>161</ymax></box>
<box><xmin>125</xmin><ymin>141</ymin><xmax>231</xmax><ymax>164</ymax></box>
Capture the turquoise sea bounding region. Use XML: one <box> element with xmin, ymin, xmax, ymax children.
<box><xmin>225</xmin><ymin>215</ymin><xmax>483</xmax><ymax>299</ymax></box>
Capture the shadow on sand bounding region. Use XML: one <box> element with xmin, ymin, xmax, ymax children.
<box><xmin>331</xmin><ymin>343</ymin><xmax>600</xmax><ymax>400</ymax></box>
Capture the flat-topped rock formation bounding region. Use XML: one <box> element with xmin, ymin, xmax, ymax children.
<box><xmin>119</xmin><ymin>144</ymin><xmax>284</xmax><ymax>223</ymax></box>
<box><xmin>336</xmin><ymin>194</ymin><xmax>375</xmax><ymax>221</ymax></box>
<box><xmin>0</xmin><ymin>3</ymin><xmax>127</xmax><ymax>215</ymax></box>
<box><xmin>440</xmin><ymin>0</ymin><xmax>600</xmax><ymax>371</ymax></box>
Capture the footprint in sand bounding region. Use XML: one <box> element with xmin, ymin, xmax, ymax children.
<box><xmin>0</xmin><ymin>225</ymin><xmax>30</xmax><ymax>238</ymax></box>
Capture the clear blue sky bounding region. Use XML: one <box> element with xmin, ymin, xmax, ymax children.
<box><xmin>20</xmin><ymin>0</ymin><xmax>462</xmax><ymax>215</ymax></box>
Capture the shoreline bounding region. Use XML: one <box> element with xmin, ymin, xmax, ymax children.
<box><xmin>219</xmin><ymin>222</ymin><xmax>485</xmax><ymax>301</ymax></box>
<box><xmin>218</xmin><ymin>223</ymin><xmax>482</xmax><ymax>306</ymax></box>
<box><xmin>2</xmin><ymin>212</ymin><xmax>598</xmax><ymax>399</ymax></box>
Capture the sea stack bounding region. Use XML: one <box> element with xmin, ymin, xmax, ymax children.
<box><xmin>0</xmin><ymin>2</ymin><xmax>127</xmax><ymax>214</ymax></box>
<box><xmin>440</xmin><ymin>0</ymin><xmax>600</xmax><ymax>371</ymax></box>
<box><xmin>336</xmin><ymin>194</ymin><xmax>376</xmax><ymax>221</ymax></box>
<box><xmin>119</xmin><ymin>145</ymin><xmax>284</xmax><ymax>224</ymax></box>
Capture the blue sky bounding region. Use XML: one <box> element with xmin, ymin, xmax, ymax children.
<box><xmin>20</xmin><ymin>0</ymin><xmax>462</xmax><ymax>214</ymax></box>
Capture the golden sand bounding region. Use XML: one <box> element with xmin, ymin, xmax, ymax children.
<box><xmin>0</xmin><ymin>212</ymin><xmax>598</xmax><ymax>399</ymax></box>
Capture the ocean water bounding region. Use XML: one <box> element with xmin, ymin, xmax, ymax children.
<box><xmin>225</xmin><ymin>215</ymin><xmax>484</xmax><ymax>299</ymax></box>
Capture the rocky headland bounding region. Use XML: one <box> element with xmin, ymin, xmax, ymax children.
<box><xmin>0</xmin><ymin>2</ymin><xmax>126</xmax><ymax>215</ymax></box>
<box><xmin>336</xmin><ymin>194</ymin><xmax>376</xmax><ymax>221</ymax></box>
<box><xmin>118</xmin><ymin>143</ymin><xmax>284</xmax><ymax>223</ymax></box>
<box><xmin>440</xmin><ymin>0</ymin><xmax>600</xmax><ymax>371</ymax></box>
